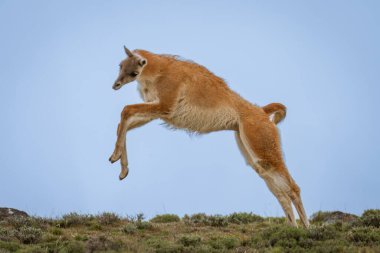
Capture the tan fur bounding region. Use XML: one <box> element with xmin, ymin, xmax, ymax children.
<box><xmin>109</xmin><ymin>47</ymin><xmax>309</xmax><ymax>228</ymax></box>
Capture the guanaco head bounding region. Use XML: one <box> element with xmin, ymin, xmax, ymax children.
<box><xmin>113</xmin><ymin>46</ymin><xmax>147</xmax><ymax>90</ymax></box>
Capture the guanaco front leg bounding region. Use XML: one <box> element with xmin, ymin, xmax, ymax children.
<box><xmin>116</xmin><ymin>123</ymin><xmax>129</xmax><ymax>180</ymax></box>
<box><xmin>118</xmin><ymin>117</ymin><xmax>154</xmax><ymax>180</ymax></box>
<box><xmin>109</xmin><ymin>103</ymin><xmax>163</xmax><ymax>180</ymax></box>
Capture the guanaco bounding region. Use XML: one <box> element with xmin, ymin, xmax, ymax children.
<box><xmin>109</xmin><ymin>46</ymin><xmax>309</xmax><ymax>228</ymax></box>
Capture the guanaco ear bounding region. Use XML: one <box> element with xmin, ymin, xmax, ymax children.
<box><xmin>138</xmin><ymin>59</ymin><xmax>147</xmax><ymax>67</ymax></box>
<box><xmin>124</xmin><ymin>46</ymin><xmax>133</xmax><ymax>57</ymax></box>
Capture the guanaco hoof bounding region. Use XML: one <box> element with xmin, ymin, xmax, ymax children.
<box><xmin>119</xmin><ymin>167</ymin><xmax>129</xmax><ymax>180</ymax></box>
<box><xmin>109</xmin><ymin>152</ymin><xmax>121</xmax><ymax>163</ymax></box>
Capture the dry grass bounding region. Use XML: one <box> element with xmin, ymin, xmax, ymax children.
<box><xmin>0</xmin><ymin>210</ymin><xmax>379</xmax><ymax>252</ymax></box>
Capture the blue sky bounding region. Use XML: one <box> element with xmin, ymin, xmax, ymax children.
<box><xmin>0</xmin><ymin>0</ymin><xmax>379</xmax><ymax>218</ymax></box>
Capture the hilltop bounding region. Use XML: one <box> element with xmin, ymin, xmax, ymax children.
<box><xmin>0</xmin><ymin>208</ymin><xmax>379</xmax><ymax>252</ymax></box>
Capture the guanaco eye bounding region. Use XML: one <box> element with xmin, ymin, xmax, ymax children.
<box><xmin>130</xmin><ymin>71</ymin><xmax>139</xmax><ymax>77</ymax></box>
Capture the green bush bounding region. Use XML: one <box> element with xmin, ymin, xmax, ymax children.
<box><xmin>347</xmin><ymin>227</ymin><xmax>380</xmax><ymax>245</ymax></box>
<box><xmin>151</xmin><ymin>214</ymin><xmax>180</xmax><ymax>223</ymax></box>
<box><xmin>310</xmin><ymin>211</ymin><xmax>358</xmax><ymax>225</ymax></box>
<box><xmin>186</xmin><ymin>213</ymin><xmax>209</xmax><ymax>225</ymax></box>
<box><xmin>121</xmin><ymin>223</ymin><xmax>137</xmax><ymax>234</ymax></box>
<box><xmin>74</xmin><ymin>234</ymin><xmax>88</xmax><ymax>242</ymax></box>
<box><xmin>89</xmin><ymin>222</ymin><xmax>102</xmax><ymax>231</ymax></box>
<box><xmin>305</xmin><ymin>241</ymin><xmax>347</xmax><ymax>253</ymax></box>
<box><xmin>0</xmin><ymin>240</ymin><xmax>21</xmax><ymax>252</ymax></box>
<box><xmin>6</xmin><ymin>216</ymin><xmax>51</xmax><ymax>231</ymax></box>
<box><xmin>41</xmin><ymin>233</ymin><xmax>60</xmax><ymax>243</ymax></box>
<box><xmin>59</xmin><ymin>213</ymin><xmax>93</xmax><ymax>228</ymax></box>
<box><xmin>361</xmin><ymin>209</ymin><xmax>380</xmax><ymax>228</ymax></box>
<box><xmin>49</xmin><ymin>227</ymin><xmax>63</xmax><ymax>235</ymax></box>
<box><xmin>136</xmin><ymin>221</ymin><xmax>153</xmax><ymax>230</ymax></box>
<box><xmin>6</xmin><ymin>216</ymin><xmax>34</xmax><ymax>229</ymax></box>
<box><xmin>146</xmin><ymin>237</ymin><xmax>183</xmax><ymax>253</ymax></box>
<box><xmin>85</xmin><ymin>235</ymin><xmax>122</xmax><ymax>253</ymax></box>
<box><xmin>179</xmin><ymin>235</ymin><xmax>201</xmax><ymax>247</ymax></box>
<box><xmin>208</xmin><ymin>215</ymin><xmax>228</xmax><ymax>227</ymax></box>
<box><xmin>228</xmin><ymin>212</ymin><xmax>264</xmax><ymax>224</ymax></box>
<box><xmin>30</xmin><ymin>217</ymin><xmax>54</xmax><ymax>229</ymax></box>
<box><xmin>136</xmin><ymin>213</ymin><xmax>145</xmax><ymax>222</ymax></box>
<box><xmin>14</xmin><ymin>227</ymin><xmax>42</xmax><ymax>244</ymax></box>
<box><xmin>252</xmin><ymin>225</ymin><xmax>308</xmax><ymax>249</ymax></box>
<box><xmin>207</xmin><ymin>236</ymin><xmax>239</xmax><ymax>250</ymax></box>
<box><xmin>0</xmin><ymin>227</ymin><xmax>13</xmax><ymax>241</ymax></box>
<box><xmin>307</xmin><ymin>225</ymin><xmax>339</xmax><ymax>241</ymax></box>
<box><xmin>97</xmin><ymin>212</ymin><xmax>120</xmax><ymax>225</ymax></box>
<box><xmin>183</xmin><ymin>213</ymin><xmax>228</xmax><ymax>227</ymax></box>
<box><xmin>310</xmin><ymin>211</ymin><xmax>332</xmax><ymax>223</ymax></box>
<box><xmin>60</xmin><ymin>241</ymin><xmax>85</xmax><ymax>253</ymax></box>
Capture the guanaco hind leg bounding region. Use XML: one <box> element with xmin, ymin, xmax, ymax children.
<box><xmin>235</xmin><ymin>122</ymin><xmax>309</xmax><ymax>228</ymax></box>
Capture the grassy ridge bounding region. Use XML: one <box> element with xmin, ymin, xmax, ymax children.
<box><xmin>0</xmin><ymin>210</ymin><xmax>379</xmax><ymax>252</ymax></box>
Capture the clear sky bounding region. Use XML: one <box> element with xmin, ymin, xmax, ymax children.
<box><xmin>0</xmin><ymin>0</ymin><xmax>379</xmax><ymax>218</ymax></box>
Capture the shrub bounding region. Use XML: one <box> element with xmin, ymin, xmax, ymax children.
<box><xmin>151</xmin><ymin>214</ymin><xmax>180</xmax><ymax>223</ymax></box>
<box><xmin>207</xmin><ymin>236</ymin><xmax>239</xmax><ymax>250</ymax></box>
<box><xmin>60</xmin><ymin>241</ymin><xmax>85</xmax><ymax>253</ymax></box>
<box><xmin>30</xmin><ymin>217</ymin><xmax>54</xmax><ymax>229</ymax></box>
<box><xmin>6</xmin><ymin>216</ymin><xmax>34</xmax><ymax>229</ymax></box>
<box><xmin>136</xmin><ymin>221</ymin><xmax>153</xmax><ymax>230</ymax></box>
<box><xmin>122</xmin><ymin>223</ymin><xmax>137</xmax><ymax>234</ymax></box>
<box><xmin>361</xmin><ymin>209</ymin><xmax>380</xmax><ymax>228</ymax></box>
<box><xmin>42</xmin><ymin>233</ymin><xmax>59</xmax><ymax>243</ymax></box>
<box><xmin>186</xmin><ymin>213</ymin><xmax>209</xmax><ymax>225</ymax></box>
<box><xmin>0</xmin><ymin>241</ymin><xmax>21</xmax><ymax>252</ymax></box>
<box><xmin>86</xmin><ymin>235</ymin><xmax>122</xmax><ymax>253</ymax></box>
<box><xmin>59</xmin><ymin>213</ymin><xmax>93</xmax><ymax>227</ymax></box>
<box><xmin>254</xmin><ymin>225</ymin><xmax>307</xmax><ymax>249</ymax></box>
<box><xmin>136</xmin><ymin>213</ymin><xmax>145</xmax><ymax>222</ymax></box>
<box><xmin>183</xmin><ymin>213</ymin><xmax>228</xmax><ymax>227</ymax></box>
<box><xmin>208</xmin><ymin>215</ymin><xmax>229</xmax><ymax>227</ymax></box>
<box><xmin>89</xmin><ymin>222</ymin><xmax>102</xmax><ymax>231</ymax></box>
<box><xmin>228</xmin><ymin>212</ymin><xmax>264</xmax><ymax>224</ymax></box>
<box><xmin>310</xmin><ymin>211</ymin><xmax>358</xmax><ymax>225</ymax></box>
<box><xmin>49</xmin><ymin>227</ymin><xmax>63</xmax><ymax>235</ymax></box>
<box><xmin>14</xmin><ymin>226</ymin><xmax>42</xmax><ymax>244</ymax></box>
<box><xmin>347</xmin><ymin>227</ymin><xmax>380</xmax><ymax>245</ymax></box>
<box><xmin>74</xmin><ymin>234</ymin><xmax>89</xmax><ymax>241</ymax></box>
<box><xmin>306</xmin><ymin>241</ymin><xmax>346</xmax><ymax>253</ymax></box>
<box><xmin>0</xmin><ymin>227</ymin><xmax>13</xmax><ymax>241</ymax></box>
<box><xmin>179</xmin><ymin>235</ymin><xmax>201</xmax><ymax>247</ymax></box>
<box><xmin>97</xmin><ymin>212</ymin><xmax>120</xmax><ymax>225</ymax></box>
<box><xmin>307</xmin><ymin>225</ymin><xmax>339</xmax><ymax>241</ymax></box>
<box><xmin>146</xmin><ymin>237</ymin><xmax>183</xmax><ymax>253</ymax></box>
<box><xmin>6</xmin><ymin>216</ymin><xmax>51</xmax><ymax>231</ymax></box>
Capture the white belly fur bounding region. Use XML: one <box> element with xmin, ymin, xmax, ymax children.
<box><xmin>167</xmin><ymin>97</ymin><xmax>239</xmax><ymax>133</ymax></box>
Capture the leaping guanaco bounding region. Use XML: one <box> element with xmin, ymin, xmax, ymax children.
<box><xmin>109</xmin><ymin>46</ymin><xmax>309</xmax><ymax>228</ymax></box>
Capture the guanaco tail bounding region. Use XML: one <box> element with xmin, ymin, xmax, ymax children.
<box><xmin>109</xmin><ymin>46</ymin><xmax>309</xmax><ymax>228</ymax></box>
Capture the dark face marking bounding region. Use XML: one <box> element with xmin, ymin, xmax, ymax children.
<box><xmin>129</xmin><ymin>71</ymin><xmax>139</xmax><ymax>77</ymax></box>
